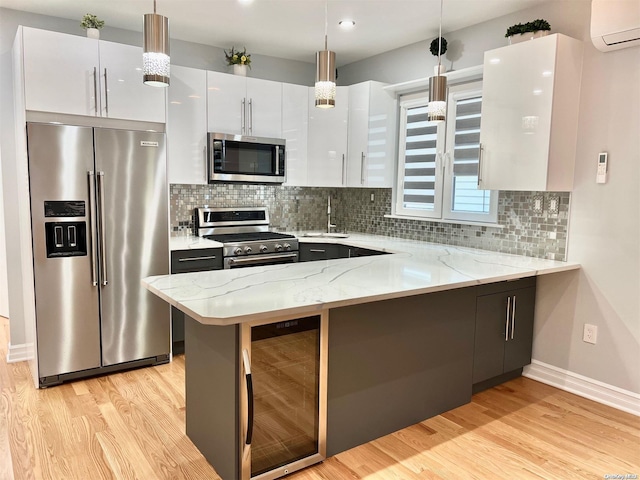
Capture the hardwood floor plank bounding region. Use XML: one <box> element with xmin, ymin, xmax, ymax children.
<box><xmin>1</xmin><ymin>317</ymin><xmax>638</xmax><ymax>479</ymax></box>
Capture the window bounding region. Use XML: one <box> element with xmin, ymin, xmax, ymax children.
<box><xmin>394</xmin><ymin>81</ymin><xmax>498</xmax><ymax>223</ymax></box>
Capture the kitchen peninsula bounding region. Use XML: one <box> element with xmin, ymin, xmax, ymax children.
<box><xmin>142</xmin><ymin>234</ymin><xmax>580</xmax><ymax>480</ymax></box>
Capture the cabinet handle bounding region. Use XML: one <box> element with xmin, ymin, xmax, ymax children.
<box><xmin>241</xmin><ymin>98</ymin><xmax>246</xmax><ymax>134</ymax></box>
<box><xmin>309</xmin><ymin>249</ymin><xmax>326</xmax><ymax>253</ymax></box>
<box><xmin>505</xmin><ymin>295</ymin><xmax>511</xmax><ymax>341</ymax></box>
<box><xmin>242</xmin><ymin>349</ymin><xmax>254</xmax><ymax>448</ymax></box>
<box><xmin>342</xmin><ymin>154</ymin><xmax>346</xmax><ymax>185</ymax></box>
<box><xmin>477</xmin><ymin>143</ymin><xmax>484</xmax><ymax>187</ymax></box>
<box><xmin>93</xmin><ymin>67</ymin><xmax>99</xmax><ymax>116</ymax></box>
<box><xmin>360</xmin><ymin>152</ymin><xmax>365</xmax><ymax>185</ymax></box>
<box><xmin>248</xmin><ymin>98</ymin><xmax>253</xmax><ymax>135</ymax></box>
<box><xmin>177</xmin><ymin>255</ymin><xmax>217</xmax><ymax>262</ymax></box>
<box><xmin>511</xmin><ymin>295</ymin><xmax>516</xmax><ymax>340</ymax></box>
<box><xmin>103</xmin><ymin>68</ymin><xmax>109</xmax><ymax>117</ymax></box>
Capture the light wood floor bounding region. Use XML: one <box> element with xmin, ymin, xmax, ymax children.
<box><xmin>1</xmin><ymin>316</ymin><xmax>638</xmax><ymax>479</ymax></box>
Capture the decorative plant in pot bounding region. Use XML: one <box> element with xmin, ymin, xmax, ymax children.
<box><xmin>80</xmin><ymin>13</ymin><xmax>105</xmax><ymax>39</ymax></box>
<box><xmin>505</xmin><ymin>19</ymin><xmax>551</xmax><ymax>44</ymax></box>
<box><xmin>224</xmin><ymin>46</ymin><xmax>252</xmax><ymax>76</ymax></box>
<box><xmin>430</xmin><ymin>36</ymin><xmax>448</xmax><ymax>74</ymax></box>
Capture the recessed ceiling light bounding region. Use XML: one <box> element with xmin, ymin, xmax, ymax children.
<box><xmin>238</xmin><ymin>0</ymin><xmax>253</xmax><ymax>4</ymax></box>
<box><xmin>339</xmin><ymin>20</ymin><xmax>356</xmax><ymax>28</ymax></box>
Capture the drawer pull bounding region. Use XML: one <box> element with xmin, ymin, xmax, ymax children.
<box><xmin>178</xmin><ymin>255</ymin><xmax>217</xmax><ymax>262</ymax></box>
<box><xmin>309</xmin><ymin>249</ymin><xmax>326</xmax><ymax>253</ymax></box>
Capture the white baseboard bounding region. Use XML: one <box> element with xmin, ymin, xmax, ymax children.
<box><xmin>6</xmin><ymin>342</ymin><xmax>30</xmax><ymax>363</ymax></box>
<box><xmin>523</xmin><ymin>360</ymin><xmax>640</xmax><ymax>417</ymax></box>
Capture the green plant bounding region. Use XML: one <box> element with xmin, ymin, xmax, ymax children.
<box><xmin>224</xmin><ymin>46</ymin><xmax>252</xmax><ymax>68</ymax></box>
<box><xmin>80</xmin><ymin>13</ymin><xmax>105</xmax><ymax>30</ymax></box>
<box><xmin>429</xmin><ymin>37</ymin><xmax>448</xmax><ymax>56</ymax></box>
<box><xmin>505</xmin><ymin>19</ymin><xmax>550</xmax><ymax>38</ymax></box>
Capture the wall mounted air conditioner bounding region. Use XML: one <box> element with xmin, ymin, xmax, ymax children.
<box><xmin>591</xmin><ymin>0</ymin><xmax>640</xmax><ymax>52</ymax></box>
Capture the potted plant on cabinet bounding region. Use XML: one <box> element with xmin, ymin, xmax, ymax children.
<box><xmin>505</xmin><ymin>19</ymin><xmax>551</xmax><ymax>44</ymax></box>
<box><xmin>429</xmin><ymin>36</ymin><xmax>448</xmax><ymax>74</ymax></box>
<box><xmin>224</xmin><ymin>46</ymin><xmax>252</xmax><ymax>76</ymax></box>
<box><xmin>80</xmin><ymin>13</ymin><xmax>105</xmax><ymax>39</ymax></box>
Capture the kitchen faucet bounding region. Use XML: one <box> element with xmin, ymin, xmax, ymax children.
<box><xmin>327</xmin><ymin>196</ymin><xmax>336</xmax><ymax>233</ymax></box>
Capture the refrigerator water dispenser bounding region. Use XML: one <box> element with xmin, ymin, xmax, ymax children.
<box><xmin>45</xmin><ymin>221</ymin><xmax>87</xmax><ymax>257</ymax></box>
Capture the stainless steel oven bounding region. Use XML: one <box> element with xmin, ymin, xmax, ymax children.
<box><xmin>195</xmin><ymin>207</ymin><xmax>299</xmax><ymax>269</ymax></box>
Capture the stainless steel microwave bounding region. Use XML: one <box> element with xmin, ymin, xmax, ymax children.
<box><xmin>207</xmin><ymin>133</ymin><xmax>286</xmax><ymax>184</ymax></box>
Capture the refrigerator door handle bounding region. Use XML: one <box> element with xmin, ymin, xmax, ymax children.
<box><xmin>242</xmin><ymin>348</ymin><xmax>254</xmax><ymax>461</ymax></box>
<box><xmin>97</xmin><ymin>171</ymin><xmax>108</xmax><ymax>286</ymax></box>
<box><xmin>88</xmin><ymin>171</ymin><xmax>98</xmax><ymax>286</ymax></box>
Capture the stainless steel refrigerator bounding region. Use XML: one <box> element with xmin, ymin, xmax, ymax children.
<box><xmin>26</xmin><ymin>122</ymin><xmax>170</xmax><ymax>387</ymax></box>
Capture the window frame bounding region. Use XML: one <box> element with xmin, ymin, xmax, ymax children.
<box><xmin>393</xmin><ymin>80</ymin><xmax>498</xmax><ymax>225</ymax></box>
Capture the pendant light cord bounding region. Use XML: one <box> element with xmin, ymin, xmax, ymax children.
<box><xmin>153</xmin><ymin>0</ymin><xmax>157</xmax><ymax>14</ymax></box>
<box><xmin>324</xmin><ymin>1</ymin><xmax>328</xmax><ymax>50</ymax></box>
<box><xmin>437</xmin><ymin>0</ymin><xmax>443</xmax><ymax>68</ymax></box>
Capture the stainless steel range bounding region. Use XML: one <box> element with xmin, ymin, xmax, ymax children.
<box><xmin>195</xmin><ymin>207</ymin><xmax>299</xmax><ymax>269</ymax></box>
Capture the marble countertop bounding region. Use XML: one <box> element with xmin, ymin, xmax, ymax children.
<box><xmin>169</xmin><ymin>234</ymin><xmax>223</xmax><ymax>251</ymax></box>
<box><xmin>146</xmin><ymin>233</ymin><xmax>580</xmax><ymax>326</ymax></box>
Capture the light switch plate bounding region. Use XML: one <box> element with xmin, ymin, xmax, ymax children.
<box><xmin>547</xmin><ymin>194</ymin><xmax>560</xmax><ymax>215</ymax></box>
<box><xmin>532</xmin><ymin>194</ymin><xmax>544</xmax><ymax>214</ymax></box>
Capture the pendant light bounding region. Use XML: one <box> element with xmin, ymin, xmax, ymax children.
<box><xmin>143</xmin><ymin>0</ymin><xmax>170</xmax><ymax>87</ymax></box>
<box><xmin>315</xmin><ymin>1</ymin><xmax>336</xmax><ymax>108</ymax></box>
<box><xmin>427</xmin><ymin>0</ymin><xmax>447</xmax><ymax>121</ymax></box>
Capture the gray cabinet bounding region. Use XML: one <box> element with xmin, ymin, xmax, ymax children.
<box><xmin>299</xmin><ymin>242</ymin><xmax>388</xmax><ymax>262</ymax></box>
<box><xmin>473</xmin><ymin>277</ymin><xmax>536</xmax><ymax>388</ymax></box>
<box><xmin>170</xmin><ymin>248</ymin><xmax>222</xmax><ymax>353</ymax></box>
<box><xmin>327</xmin><ymin>287</ymin><xmax>476</xmax><ymax>456</ymax></box>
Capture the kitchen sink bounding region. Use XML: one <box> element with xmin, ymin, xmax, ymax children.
<box><xmin>302</xmin><ymin>232</ymin><xmax>350</xmax><ymax>238</ymax></box>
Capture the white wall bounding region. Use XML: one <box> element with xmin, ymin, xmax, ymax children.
<box><xmin>0</xmin><ymin>149</ymin><xmax>8</xmax><ymax>318</ymax></box>
<box><xmin>343</xmin><ymin>0</ymin><xmax>640</xmax><ymax>395</ymax></box>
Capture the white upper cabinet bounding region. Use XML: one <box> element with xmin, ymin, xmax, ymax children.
<box><xmin>346</xmin><ymin>81</ymin><xmax>397</xmax><ymax>188</ymax></box>
<box><xmin>306</xmin><ymin>86</ymin><xmax>349</xmax><ymax>187</ymax></box>
<box><xmin>479</xmin><ymin>34</ymin><xmax>583</xmax><ymax>191</ymax></box>
<box><xmin>98</xmin><ymin>41</ymin><xmax>166</xmax><ymax>123</ymax></box>
<box><xmin>18</xmin><ymin>27</ymin><xmax>166</xmax><ymax>123</ymax></box>
<box><xmin>21</xmin><ymin>27</ymin><xmax>100</xmax><ymax>117</ymax></box>
<box><xmin>207</xmin><ymin>71</ymin><xmax>282</xmax><ymax>138</ymax></box>
<box><xmin>282</xmin><ymin>83</ymin><xmax>309</xmax><ymax>186</ymax></box>
<box><xmin>167</xmin><ymin>65</ymin><xmax>208</xmax><ymax>185</ymax></box>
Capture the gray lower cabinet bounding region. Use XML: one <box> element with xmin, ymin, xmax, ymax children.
<box><xmin>170</xmin><ymin>248</ymin><xmax>222</xmax><ymax>354</ymax></box>
<box><xmin>473</xmin><ymin>277</ymin><xmax>536</xmax><ymax>390</ymax></box>
<box><xmin>326</xmin><ymin>286</ymin><xmax>477</xmax><ymax>456</ymax></box>
<box><xmin>299</xmin><ymin>242</ymin><xmax>388</xmax><ymax>262</ymax></box>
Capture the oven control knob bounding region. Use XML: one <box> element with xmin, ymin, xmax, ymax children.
<box><xmin>283</xmin><ymin>243</ymin><xmax>291</xmax><ymax>251</ymax></box>
<box><xmin>260</xmin><ymin>245</ymin><xmax>268</xmax><ymax>253</ymax></box>
<box><xmin>274</xmin><ymin>244</ymin><xmax>283</xmax><ymax>252</ymax></box>
<box><xmin>244</xmin><ymin>246</ymin><xmax>252</xmax><ymax>254</ymax></box>
<box><xmin>233</xmin><ymin>247</ymin><xmax>243</xmax><ymax>255</ymax></box>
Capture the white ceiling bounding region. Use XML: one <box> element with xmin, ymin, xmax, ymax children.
<box><xmin>0</xmin><ymin>0</ymin><xmax>549</xmax><ymax>65</ymax></box>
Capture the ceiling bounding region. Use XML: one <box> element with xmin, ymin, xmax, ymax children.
<box><xmin>0</xmin><ymin>0</ymin><xmax>549</xmax><ymax>65</ymax></box>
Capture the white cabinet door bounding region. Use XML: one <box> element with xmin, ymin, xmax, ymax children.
<box><xmin>207</xmin><ymin>71</ymin><xmax>246</xmax><ymax>135</ymax></box>
<box><xmin>206</xmin><ymin>72</ymin><xmax>283</xmax><ymax>138</ymax></box>
<box><xmin>479</xmin><ymin>34</ymin><xmax>583</xmax><ymax>191</ymax></box>
<box><xmin>346</xmin><ymin>81</ymin><xmax>397</xmax><ymax>188</ymax></box>
<box><xmin>98</xmin><ymin>41</ymin><xmax>166</xmax><ymax>123</ymax></box>
<box><xmin>307</xmin><ymin>86</ymin><xmax>349</xmax><ymax>187</ymax></box>
<box><xmin>246</xmin><ymin>78</ymin><xmax>282</xmax><ymax>138</ymax></box>
<box><xmin>282</xmin><ymin>83</ymin><xmax>309</xmax><ymax>186</ymax></box>
<box><xmin>168</xmin><ymin>65</ymin><xmax>208</xmax><ymax>185</ymax></box>
<box><xmin>21</xmin><ymin>27</ymin><xmax>100</xmax><ymax>117</ymax></box>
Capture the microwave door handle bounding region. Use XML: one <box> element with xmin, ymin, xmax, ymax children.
<box><xmin>275</xmin><ymin>146</ymin><xmax>280</xmax><ymax>175</ymax></box>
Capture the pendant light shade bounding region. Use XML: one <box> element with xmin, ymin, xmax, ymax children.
<box><xmin>143</xmin><ymin>0</ymin><xmax>170</xmax><ymax>87</ymax></box>
<box><xmin>427</xmin><ymin>0</ymin><xmax>446</xmax><ymax>121</ymax></box>
<box><xmin>315</xmin><ymin>1</ymin><xmax>336</xmax><ymax>108</ymax></box>
<box><xmin>315</xmin><ymin>49</ymin><xmax>336</xmax><ymax>108</ymax></box>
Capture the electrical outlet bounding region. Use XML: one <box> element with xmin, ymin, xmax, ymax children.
<box><xmin>583</xmin><ymin>324</ymin><xmax>598</xmax><ymax>344</ymax></box>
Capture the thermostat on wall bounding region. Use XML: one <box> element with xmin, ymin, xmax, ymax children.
<box><xmin>596</xmin><ymin>152</ymin><xmax>608</xmax><ymax>184</ymax></box>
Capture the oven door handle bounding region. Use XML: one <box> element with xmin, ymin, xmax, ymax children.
<box><xmin>228</xmin><ymin>252</ymin><xmax>298</xmax><ymax>266</ymax></box>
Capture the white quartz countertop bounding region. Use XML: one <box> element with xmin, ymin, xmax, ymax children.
<box><xmin>170</xmin><ymin>234</ymin><xmax>223</xmax><ymax>251</ymax></box>
<box><xmin>146</xmin><ymin>233</ymin><xmax>579</xmax><ymax>326</ymax></box>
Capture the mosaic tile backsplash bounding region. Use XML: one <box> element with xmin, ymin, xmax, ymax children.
<box><xmin>170</xmin><ymin>184</ymin><xmax>570</xmax><ymax>261</ymax></box>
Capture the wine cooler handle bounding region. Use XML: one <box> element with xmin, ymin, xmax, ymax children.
<box><xmin>242</xmin><ymin>349</ymin><xmax>254</xmax><ymax>447</ymax></box>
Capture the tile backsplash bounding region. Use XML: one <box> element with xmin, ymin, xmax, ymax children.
<box><xmin>170</xmin><ymin>184</ymin><xmax>570</xmax><ymax>261</ymax></box>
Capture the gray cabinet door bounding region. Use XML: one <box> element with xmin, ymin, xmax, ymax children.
<box><xmin>299</xmin><ymin>243</ymin><xmax>341</xmax><ymax>261</ymax></box>
<box><xmin>503</xmin><ymin>286</ymin><xmax>536</xmax><ymax>373</ymax></box>
<box><xmin>473</xmin><ymin>291</ymin><xmax>510</xmax><ymax>384</ymax></box>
